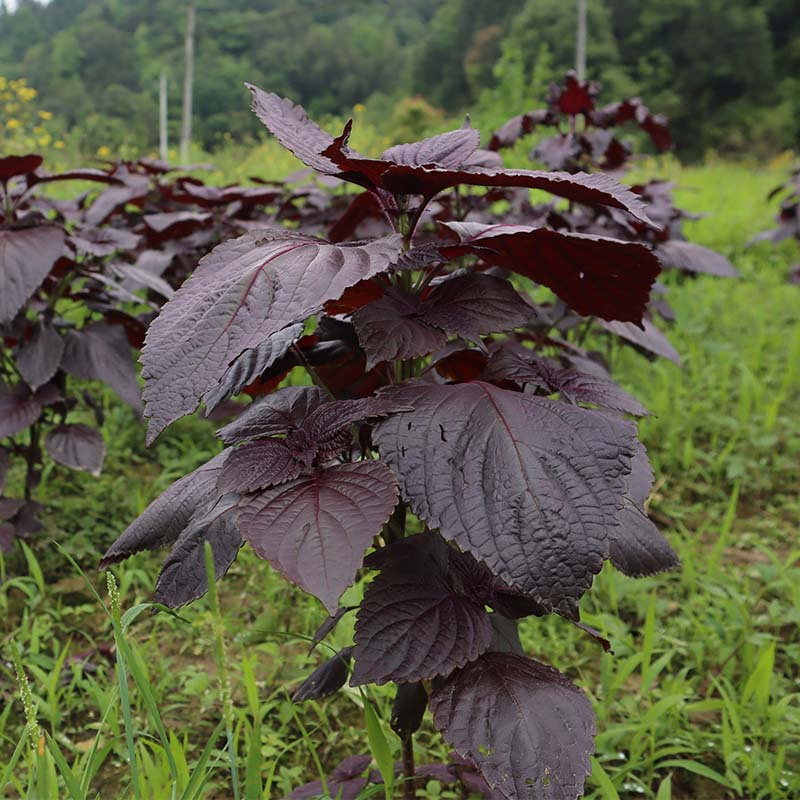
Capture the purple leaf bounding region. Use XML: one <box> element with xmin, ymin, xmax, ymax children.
<box><xmin>218</xmin><ymin>386</ymin><xmax>327</xmax><ymax>444</ymax></box>
<box><xmin>246</xmin><ymin>87</ymin><xmax>653</xmax><ymax>223</ymax></box>
<box><xmin>430</xmin><ymin>653</ymin><xmax>595</xmax><ymax>800</ymax></box>
<box><xmin>0</xmin><ymin>227</ymin><xmax>65</xmax><ymax>324</ymax></box>
<box><xmin>247</xmin><ymin>85</ymin><xmax>344</xmax><ymax>177</ymax></box>
<box><xmin>440</xmin><ymin>222</ymin><xmax>660</xmax><ymax>325</ymax></box>
<box><xmin>654</xmin><ymin>240</ymin><xmax>739</xmax><ymax>278</ymax></box>
<box><xmin>381</xmin><ymin>128</ymin><xmax>480</xmax><ymax>169</ymax></box>
<box><xmin>484</xmin><ymin>347</ymin><xmax>648</xmax><ymax>416</ymax></box>
<box><xmin>611</xmin><ymin>443</ymin><xmax>679</xmax><ymax>577</ymax></box>
<box><xmin>0</xmin><ymin>498</ymin><xmax>25</xmax><ymax>521</ymax></box>
<box><xmin>533</xmin><ymin>134</ymin><xmax>583</xmax><ymax>171</ymax></box>
<box><xmin>488</xmin><ymin>614</ymin><xmax>524</xmax><ymax>655</ymax></box>
<box><xmin>599</xmin><ymin>317</ymin><xmax>681</xmax><ymax>364</ymax></box>
<box><xmin>70</xmin><ymin>226</ymin><xmax>141</xmax><ymax>257</ymax></box>
<box><xmin>293</xmin><ymin>647</ymin><xmax>352</xmax><ymax>702</ymax></box>
<box><xmin>237</xmin><ymin>460</ymin><xmax>399</xmax><ymax>613</ymax></box>
<box><xmin>353</xmin><ymin>286</ymin><xmax>447</xmax><ymax>370</ymax></box>
<box><xmin>16</xmin><ymin>323</ymin><xmax>65</xmax><ymax>391</ymax></box>
<box><xmin>44</xmin><ymin>423</ymin><xmax>105</xmax><ymax>476</ymax></box>
<box><xmin>217</xmin><ymin>438</ymin><xmax>302</xmax><ymax>494</ymax></box>
<box><xmin>309</xmin><ymin>605</ymin><xmax>355</xmax><ymax>655</ymax></box>
<box><xmin>373</xmin><ymin>382</ymin><xmax>636</xmax><ymax>617</ymax></box>
<box><xmin>286</xmin><ymin>750</ymin><xmax>369</xmax><ymax>800</ymax></box>
<box><xmin>423</xmin><ymin>272</ymin><xmax>536</xmax><ymax>341</ymax></box>
<box><xmin>84</xmin><ymin>173</ymin><xmax>150</xmax><ymax>226</ymax></box>
<box><xmin>141</xmin><ymin>230</ymin><xmax>402</xmax><ymax>442</ymax></box>
<box><xmin>61</xmin><ymin>322</ymin><xmax>143</xmax><ymax>413</ymax></box>
<box><xmin>100</xmin><ymin>450</ymin><xmax>229</xmax><ymax>567</ymax></box>
<box><xmin>351</xmin><ymin>543</ymin><xmax>492</xmax><ymax>685</ymax></box>
<box><xmin>353</xmin><ymin>273</ymin><xmax>534</xmax><ymax>370</ymax></box>
<box><xmin>30</xmin><ymin>167</ymin><xmax>123</xmax><ymax>185</ymax></box>
<box><xmin>203</xmin><ymin>323</ymin><xmax>304</xmax><ymax>415</ymax></box>
<box><xmin>0</xmin><ymin>385</ymin><xmax>42</xmax><ymax>438</ymax></box>
<box><xmin>155</xmin><ymin>495</ymin><xmax>242</xmax><ymax>607</ymax></box>
<box><xmin>391</xmin><ymin>682</ymin><xmax>428</xmax><ymax>740</ymax></box>
<box><xmin>0</xmin><ymin>448</ymin><xmax>9</xmax><ymax>493</ymax></box>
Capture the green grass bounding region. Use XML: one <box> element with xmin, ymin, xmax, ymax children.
<box><xmin>1</xmin><ymin>159</ymin><xmax>799</xmax><ymax>799</ymax></box>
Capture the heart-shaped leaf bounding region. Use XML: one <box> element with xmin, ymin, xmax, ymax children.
<box><xmin>0</xmin><ymin>227</ymin><xmax>65</xmax><ymax>323</ymax></box>
<box><xmin>16</xmin><ymin>323</ymin><xmax>65</xmax><ymax>391</ymax></box>
<box><xmin>238</xmin><ymin>460</ymin><xmax>399</xmax><ymax>613</ymax></box>
<box><xmin>374</xmin><ymin>381</ymin><xmax>636</xmax><ymax>618</ymax></box>
<box><xmin>430</xmin><ymin>653</ymin><xmax>595</xmax><ymax>800</ymax></box>
<box><xmin>351</xmin><ymin>539</ymin><xmax>492</xmax><ymax>685</ymax></box>
<box><xmin>44</xmin><ymin>423</ymin><xmax>105</xmax><ymax>476</ymax></box>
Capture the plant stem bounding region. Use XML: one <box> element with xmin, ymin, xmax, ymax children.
<box><xmin>401</xmin><ymin>735</ymin><xmax>416</xmax><ymax>800</ymax></box>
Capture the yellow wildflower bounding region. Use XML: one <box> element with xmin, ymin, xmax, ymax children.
<box><xmin>96</xmin><ymin>145</ymin><xmax>112</xmax><ymax>158</ymax></box>
<box><xmin>0</xmin><ymin>77</ymin><xmax>6</xmax><ymax>90</ymax></box>
<box><xmin>38</xmin><ymin>134</ymin><xmax>52</xmax><ymax>147</ymax></box>
<box><xmin>54</xmin><ymin>140</ymin><xmax>65</xmax><ymax>149</ymax></box>
<box><xmin>353</xmin><ymin>103</ymin><xmax>366</xmax><ymax>113</ymax></box>
<box><xmin>6</xmin><ymin>118</ymin><xmax>21</xmax><ymax>130</ymax></box>
<box><xmin>38</xmin><ymin>110</ymin><xmax>52</xmax><ymax>120</ymax></box>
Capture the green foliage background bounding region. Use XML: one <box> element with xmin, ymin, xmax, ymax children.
<box><xmin>1</xmin><ymin>0</ymin><xmax>798</xmax><ymax>158</ymax></box>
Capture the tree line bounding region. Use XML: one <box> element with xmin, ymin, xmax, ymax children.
<box><xmin>1</xmin><ymin>0</ymin><xmax>797</xmax><ymax>158</ymax></box>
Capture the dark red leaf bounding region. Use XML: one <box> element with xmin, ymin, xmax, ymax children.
<box><xmin>323</xmin><ymin>278</ymin><xmax>385</xmax><ymax>314</ymax></box>
<box><xmin>30</xmin><ymin>167</ymin><xmax>123</xmax><ymax>185</ymax></box>
<box><xmin>373</xmin><ymin>382</ymin><xmax>636</xmax><ymax>617</ymax></box>
<box><xmin>430</xmin><ymin>653</ymin><xmax>595</xmax><ymax>800</ymax></box>
<box><xmin>308</xmin><ymin>606</ymin><xmax>355</xmax><ymax>655</ymax></box>
<box><xmin>552</xmin><ymin>73</ymin><xmax>597</xmax><ymax>116</ymax></box>
<box><xmin>70</xmin><ymin>227</ymin><xmax>141</xmax><ymax>257</ymax></box>
<box><xmin>141</xmin><ymin>231</ymin><xmax>402</xmax><ymax>442</ymax></box>
<box><xmin>247</xmin><ymin>85</ymin><xmax>344</xmax><ymax>178</ymax></box>
<box><xmin>533</xmin><ymin>134</ymin><xmax>583</xmax><ymax>171</ymax></box>
<box><xmin>439</xmin><ymin>222</ymin><xmax>660</xmax><ymax>325</ymax></box>
<box><xmin>143</xmin><ymin>211</ymin><xmax>212</xmax><ymax>238</ymax></box>
<box><xmin>0</xmin><ymin>227</ymin><xmax>65</xmax><ymax>324</ymax></box>
<box><xmin>0</xmin><ymin>154</ymin><xmax>43</xmax><ymax>180</ymax></box>
<box><xmin>328</xmin><ymin>192</ymin><xmax>387</xmax><ymax>243</ymax></box>
<box><xmin>353</xmin><ymin>286</ymin><xmax>447</xmax><ymax>370</ymax></box>
<box><xmin>44</xmin><ymin>423</ymin><xmax>105</xmax><ymax>476</ymax></box>
<box><xmin>238</xmin><ymin>460</ymin><xmax>399</xmax><ymax>613</ymax></box>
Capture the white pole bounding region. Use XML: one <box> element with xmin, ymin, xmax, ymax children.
<box><xmin>179</xmin><ymin>4</ymin><xmax>195</xmax><ymax>163</ymax></box>
<box><xmin>576</xmin><ymin>0</ymin><xmax>587</xmax><ymax>81</ymax></box>
<box><xmin>159</xmin><ymin>72</ymin><xmax>168</xmax><ymax>162</ymax></box>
